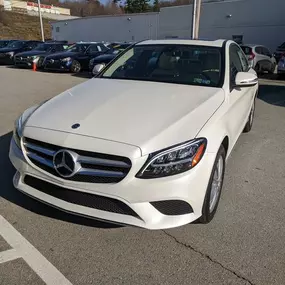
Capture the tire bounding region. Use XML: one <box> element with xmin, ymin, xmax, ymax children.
<box><xmin>71</xmin><ymin>60</ymin><xmax>81</xmax><ymax>73</ymax></box>
<box><xmin>243</xmin><ymin>99</ymin><xmax>255</xmax><ymax>133</ymax></box>
<box><xmin>199</xmin><ymin>145</ymin><xmax>226</xmax><ymax>224</ymax></box>
<box><xmin>268</xmin><ymin>63</ymin><xmax>276</xmax><ymax>74</ymax></box>
<box><xmin>254</xmin><ymin>63</ymin><xmax>260</xmax><ymax>74</ymax></box>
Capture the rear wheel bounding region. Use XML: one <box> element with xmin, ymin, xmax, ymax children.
<box><xmin>255</xmin><ymin>63</ymin><xmax>261</xmax><ymax>74</ymax></box>
<box><xmin>199</xmin><ymin>145</ymin><xmax>226</xmax><ymax>224</ymax></box>
<box><xmin>71</xmin><ymin>60</ymin><xmax>81</xmax><ymax>73</ymax></box>
<box><xmin>269</xmin><ymin>63</ymin><xmax>276</xmax><ymax>74</ymax></box>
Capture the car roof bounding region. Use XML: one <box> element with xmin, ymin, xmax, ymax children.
<box><xmin>241</xmin><ymin>44</ymin><xmax>265</xmax><ymax>48</ymax></box>
<box><xmin>76</xmin><ymin>42</ymin><xmax>99</xmax><ymax>44</ymax></box>
<box><xmin>137</xmin><ymin>39</ymin><xmax>226</xmax><ymax>47</ymax></box>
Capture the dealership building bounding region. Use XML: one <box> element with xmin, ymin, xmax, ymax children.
<box><xmin>51</xmin><ymin>0</ymin><xmax>285</xmax><ymax>51</ymax></box>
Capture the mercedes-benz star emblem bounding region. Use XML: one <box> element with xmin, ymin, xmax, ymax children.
<box><xmin>71</xmin><ymin>123</ymin><xmax>80</xmax><ymax>129</ymax></box>
<box><xmin>53</xmin><ymin>150</ymin><xmax>79</xmax><ymax>178</ymax></box>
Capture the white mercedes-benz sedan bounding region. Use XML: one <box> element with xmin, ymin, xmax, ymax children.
<box><xmin>9</xmin><ymin>39</ymin><xmax>258</xmax><ymax>229</ymax></box>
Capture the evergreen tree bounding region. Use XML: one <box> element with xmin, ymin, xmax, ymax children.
<box><xmin>153</xmin><ymin>0</ymin><xmax>159</xmax><ymax>12</ymax></box>
<box><xmin>125</xmin><ymin>0</ymin><xmax>151</xmax><ymax>13</ymax></box>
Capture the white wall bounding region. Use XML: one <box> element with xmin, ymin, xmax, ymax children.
<box><xmin>52</xmin><ymin>13</ymin><xmax>159</xmax><ymax>43</ymax></box>
<box><xmin>159</xmin><ymin>0</ymin><xmax>285</xmax><ymax>51</ymax></box>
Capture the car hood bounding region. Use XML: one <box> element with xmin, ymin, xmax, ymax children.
<box><xmin>26</xmin><ymin>79</ymin><xmax>225</xmax><ymax>155</ymax></box>
<box><xmin>93</xmin><ymin>54</ymin><xmax>116</xmax><ymax>62</ymax></box>
<box><xmin>45</xmin><ymin>51</ymin><xmax>79</xmax><ymax>59</ymax></box>
<box><xmin>16</xmin><ymin>50</ymin><xmax>46</xmax><ymax>57</ymax></box>
<box><xmin>0</xmin><ymin>47</ymin><xmax>21</xmax><ymax>53</ymax></box>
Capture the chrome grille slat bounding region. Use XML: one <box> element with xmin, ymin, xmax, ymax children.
<box><xmin>78</xmin><ymin>155</ymin><xmax>130</xmax><ymax>168</ymax></box>
<box><xmin>23</xmin><ymin>137</ymin><xmax>132</xmax><ymax>184</ymax></box>
<box><xmin>27</xmin><ymin>152</ymin><xmax>54</xmax><ymax>168</ymax></box>
<box><xmin>25</xmin><ymin>142</ymin><xmax>56</xmax><ymax>157</ymax></box>
<box><xmin>78</xmin><ymin>168</ymin><xmax>125</xmax><ymax>177</ymax></box>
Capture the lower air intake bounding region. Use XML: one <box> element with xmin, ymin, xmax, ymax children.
<box><xmin>24</xmin><ymin>175</ymin><xmax>139</xmax><ymax>218</ymax></box>
<box><xmin>151</xmin><ymin>200</ymin><xmax>193</xmax><ymax>215</ymax></box>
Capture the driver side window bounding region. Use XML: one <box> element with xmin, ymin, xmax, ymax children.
<box><xmin>229</xmin><ymin>45</ymin><xmax>243</xmax><ymax>89</ymax></box>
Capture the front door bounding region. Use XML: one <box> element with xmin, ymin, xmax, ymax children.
<box><xmin>227</xmin><ymin>44</ymin><xmax>255</xmax><ymax>145</ymax></box>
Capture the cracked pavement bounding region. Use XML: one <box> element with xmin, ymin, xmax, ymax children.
<box><xmin>1</xmin><ymin>67</ymin><xmax>285</xmax><ymax>285</ymax></box>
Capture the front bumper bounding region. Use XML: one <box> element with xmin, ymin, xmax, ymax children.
<box><xmin>0</xmin><ymin>55</ymin><xmax>14</xmax><ymax>64</ymax></box>
<box><xmin>14</xmin><ymin>60</ymin><xmax>33</xmax><ymax>68</ymax></box>
<box><xmin>43</xmin><ymin>59</ymin><xmax>71</xmax><ymax>71</ymax></box>
<box><xmin>9</xmin><ymin>137</ymin><xmax>216</xmax><ymax>229</ymax></box>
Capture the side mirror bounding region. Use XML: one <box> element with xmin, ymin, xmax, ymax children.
<box><xmin>92</xmin><ymin>63</ymin><xmax>105</xmax><ymax>76</ymax></box>
<box><xmin>235</xmin><ymin>72</ymin><xmax>258</xmax><ymax>87</ymax></box>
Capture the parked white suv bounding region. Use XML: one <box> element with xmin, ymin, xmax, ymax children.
<box><xmin>10</xmin><ymin>39</ymin><xmax>258</xmax><ymax>229</ymax></box>
<box><xmin>241</xmin><ymin>44</ymin><xmax>276</xmax><ymax>74</ymax></box>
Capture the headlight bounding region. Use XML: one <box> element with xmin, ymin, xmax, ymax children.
<box><xmin>6</xmin><ymin>52</ymin><xmax>14</xmax><ymax>57</ymax></box>
<box><xmin>32</xmin><ymin>56</ymin><xmax>40</xmax><ymax>63</ymax></box>
<box><xmin>13</xmin><ymin>102</ymin><xmax>47</xmax><ymax>148</ymax></box>
<box><xmin>61</xmin><ymin>57</ymin><xmax>72</xmax><ymax>62</ymax></box>
<box><xmin>136</xmin><ymin>138</ymin><xmax>207</xmax><ymax>178</ymax></box>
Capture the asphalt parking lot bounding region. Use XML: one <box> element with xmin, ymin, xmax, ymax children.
<box><xmin>1</xmin><ymin>66</ymin><xmax>285</xmax><ymax>285</ymax></box>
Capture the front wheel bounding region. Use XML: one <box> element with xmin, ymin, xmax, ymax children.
<box><xmin>71</xmin><ymin>60</ymin><xmax>81</xmax><ymax>73</ymax></box>
<box><xmin>199</xmin><ymin>145</ymin><xmax>226</xmax><ymax>224</ymax></box>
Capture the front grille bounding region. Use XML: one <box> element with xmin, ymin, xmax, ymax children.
<box><xmin>23</xmin><ymin>137</ymin><xmax>132</xmax><ymax>184</ymax></box>
<box><xmin>15</xmin><ymin>56</ymin><xmax>29</xmax><ymax>62</ymax></box>
<box><xmin>44</xmin><ymin>59</ymin><xmax>62</xmax><ymax>69</ymax></box>
<box><xmin>24</xmin><ymin>175</ymin><xmax>139</xmax><ymax>218</ymax></box>
<box><xmin>151</xmin><ymin>200</ymin><xmax>193</xmax><ymax>216</ymax></box>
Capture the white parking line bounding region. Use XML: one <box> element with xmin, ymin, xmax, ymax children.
<box><xmin>0</xmin><ymin>215</ymin><xmax>73</xmax><ymax>285</ymax></box>
<box><xmin>0</xmin><ymin>248</ymin><xmax>21</xmax><ymax>264</ymax></box>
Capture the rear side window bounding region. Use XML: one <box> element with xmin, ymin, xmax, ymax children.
<box><xmin>88</xmin><ymin>45</ymin><xmax>99</xmax><ymax>53</ymax></box>
<box><xmin>262</xmin><ymin>47</ymin><xmax>271</xmax><ymax>57</ymax></box>
<box><xmin>255</xmin><ymin>47</ymin><xmax>262</xmax><ymax>54</ymax></box>
<box><xmin>241</xmin><ymin>46</ymin><xmax>252</xmax><ymax>55</ymax></box>
<box><xmin>280</xmin><ymin>42</ymin><xmax>285</xmax><ymax>48</ymax></box>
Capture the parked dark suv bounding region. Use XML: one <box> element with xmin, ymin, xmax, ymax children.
<box><xmin>41</xmin><ymin>42</ymin><xmax>109</xmax><ymax>72</ymax></box>
<box><xmin>0</xmin><ymin>40</ymin><xmax>42</xmax><ymax>64</ymax></box>
<box><xmin>14</xmin><ymin>42</ymin><xmax>68</xmax><ymax>68</ymax></box>
<box><xmin>274</xmin><ymin>42</ymin><xmax>285</xmax><ymax>63</ymax></box>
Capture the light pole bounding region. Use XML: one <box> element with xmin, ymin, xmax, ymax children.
<box><xmin>191</xmin><ymin>0</ymin><xmax>202</xmax><ymax>39</ymax></box>
<box><xmin>37</xmin><ymin>0</ymin><xmax>45</xmax><ymax>41</ymax></box>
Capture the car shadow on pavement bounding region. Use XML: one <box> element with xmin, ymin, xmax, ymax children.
<box><xmin>71</xmin><ymin>72</ymin><xmax>93</xmax><ymax>79</ymax></box>
<box><xmin>258</xmin><ymin>84</ymin><xmax>285</xmax><ymax>107</ymax></box>
<box><xmin>0</xmin><ymin>132</ymin><xmax>121</xmax><ymax>229</ymax></box>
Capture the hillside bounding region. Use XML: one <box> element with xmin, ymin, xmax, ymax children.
<box><xmin>0</xmin><ymin>11</ymin><xmax>51</xmax><ymax>40</ymax></box>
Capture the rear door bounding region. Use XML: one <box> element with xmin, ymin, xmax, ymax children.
<box><xmin>227</xmin><ymin>44</ymin><xmax>255</xmax><ymax>144</ymax></box>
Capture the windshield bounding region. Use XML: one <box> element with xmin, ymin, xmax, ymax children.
<box><xmin>101</xmin><ymin>44</ymin><xmax>222</xmax><ymax>87</ymax></box>
<box><xmin>67</xmin><ymin>44</ymin><xmax>89</xmax><ymax>53</ymax></box>
<box><xmin>34</xmin><ymin>43</ymin><xmax>53</xmax><ymax>51</ymax></box>
<box><xmin>6</xmin><ymin>41</ymin><xmax>25</xmax><ymax>48</ymax></box>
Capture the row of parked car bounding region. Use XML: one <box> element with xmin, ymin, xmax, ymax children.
<box><xmin>0</xmin><ymin>39</ymin><xmax>132</xmax><ymax>75</ymax></box>
<box><xmin>240</xmin><ymin>43</ymin><xmax>285</xmax><ymax>76</ymax></box>
<box><xmin>0</xmin><ymin>39</ymin><xmax>285</xmax><ymax>77</ymax></box>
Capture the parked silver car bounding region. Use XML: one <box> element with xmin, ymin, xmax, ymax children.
<box><xmin>241</xmin><ymin>44</ymin><xmax>276</xmax><ymax>74</ymax></box>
